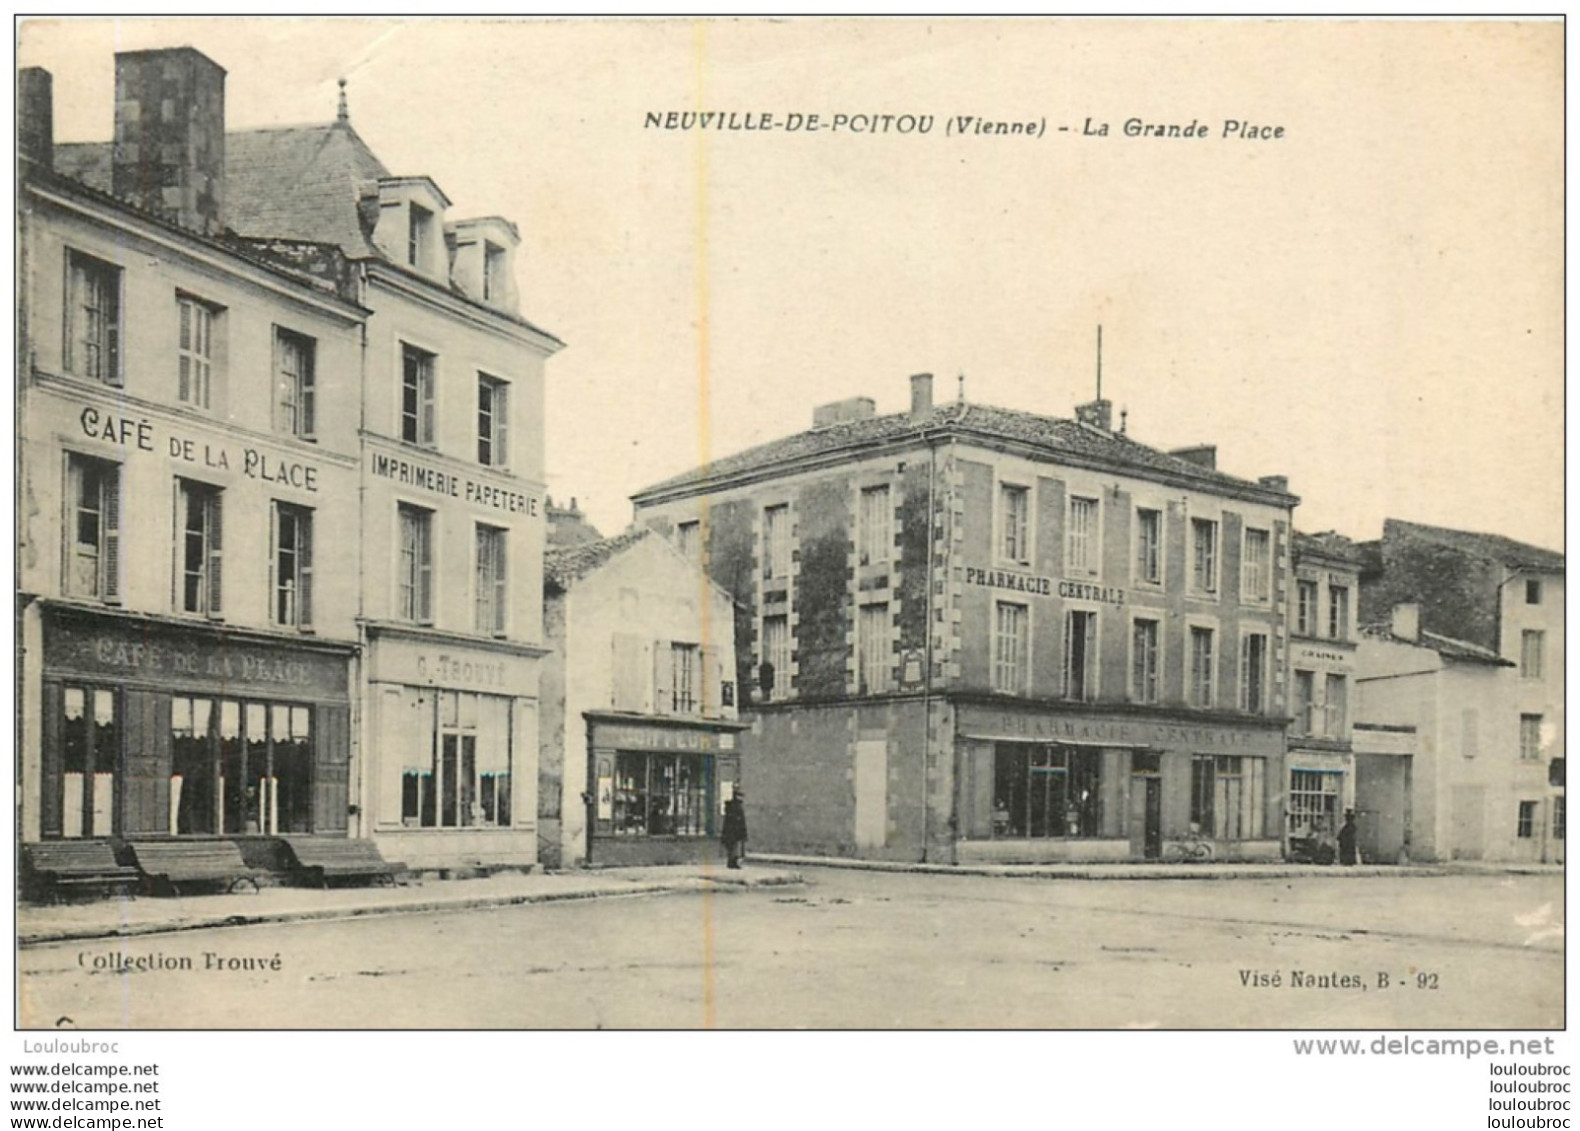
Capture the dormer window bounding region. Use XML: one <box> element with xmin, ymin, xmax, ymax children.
<box><xmin>408</xmin><ymin>204</ymin><xmax>433</xmax><ymax>271</ymax></box>
<box><xmin>483</xmin><ymin>242</ymin><xmax>506</xmax><ymax>303</ymax></box>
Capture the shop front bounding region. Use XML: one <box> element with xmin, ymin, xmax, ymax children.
<box><xmin>954</xmin><ymin>702</ymin><xmax>1285</xmax><ymax>863</ymax></box>
<box><xmin>584</xmin><ymin>712</ymin><xmax>746</xmax><ymax>866</ymax></box>
<box><xmin>363</xmin><ymin>626</ymin><xmax>542</xmax><ymax>871</ymax></box>
<box><xmin>1285</xmin><ymin>747</ymin><xmax>1353</xmax><ymax>862</ymax></box>
<box><xmin>31</xmin><ymin>604</ymin><xmax>354</xmax><ymax>849</ymax></box>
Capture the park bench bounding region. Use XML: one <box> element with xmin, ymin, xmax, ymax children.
<box><xmin>23</xmin><ymin>841</ymin><xmax>140</xmax><ymax>903</ymax></box>
<box><xmin>278</xmin><ymin>837</ymin><xmax>405</xmax><ymax>888</ymax></box>
<box><xmin>125</xmin><ymin>840</ymin><xmax>263</xmax><ymax>896</ymax></box>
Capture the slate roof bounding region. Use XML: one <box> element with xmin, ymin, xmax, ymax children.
<box><xmin>1382</xmin><ymin>518</ymin><xmax>1564</xmax><ymax>572</ymax></box>
<box><xmin>543</xmin><ymin>527</ymin><xmax>652</xmax><ymax>592</ymax></box>
<box><xmin>1293</xmin><ymin>529</ymin><xmax>1365</xmax><ymax>566</ymax></box>
<box><xmin>1361</xmin><ymin>623</ymin><xmax>1514</xmax><ymax>666</ymax></box>
<box><xmin>633</xmin><ymin>400</ymin><xmax>1297</xmax><ymax>504</ymax></box>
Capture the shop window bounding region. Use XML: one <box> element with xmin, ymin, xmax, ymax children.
<box><xmin>1189</xmin><ymin>626</ymin><xmax>1215</xmax><ymax>707</ymax></box>
<box><xmin>478</xmin><ymin>374</ymin><xmax>509</xmax><ymax>467</ymax></box>
<box><xmin>177</xmin><ymin>293</ymin><xmax>221</xmax><ymax>409</ymax></box>
<box><xmin>1292</xmin><ymin>670</ymin><xmax>1315</xmax><ymax>735</ymax></box>
<box><xmin>475</xmin><ymin>524</ymin><xmax>508</xmax><ymax>635</ymax></box>
<box><xmin>1521</xmin><ymin>630</ymin><xmax>1545</xmax><ymax>679</ymax></box>
<box><xmin>398</xmin><ymin>504</ymin><xmax>434</xmax><ymax>623</ymax></box>
<box><xmin>993</xmin><ymin>744</ymin><xmax>1102</xmax><ymax>839</ymax></box>
<box><xmin>65</xmin><ymin>454</ymin><xmax>120</xmax><ymax>603</ymax></box>
<box><xmin>1288</xmin><ymin>769</ymin><xmax>1340</xmax><ymax>840</ymax></box>
<box><xmin>273</xmin><ymin>502</ymin><xmax>314</xmax><ymax>629</ymax></box>
<box><xmin>1063</xmin><ymin>609</ymin><xmax>1097</xmax><ymax>701</ymax></box>
<box><xmin>763</xmin><ymin>504</ymin><xmax>790</xmax><ymax>578</ymax></box>
<box><xmin>1131</xmin><ymin>618</ymin><xmax>1159</xmax><ymax>703</ymax></box>
<box><xmin>1191</xmin><ymin>754</ymin><xmax>1265</xmax><ymax>839</ymax></box>
<box><xmin>273</xmin><ymin>329</ymin><xmax>316</xmax><ymax>439</ymax></box>
<box><xmin>859</xmin><ymin>485</ymin><xmax>891</xmax><ymax>566</ymax></box>
<box><xmin>1328</xmin><ymin>584</ymin><xmax>1349</xmax><ymax>641</ymax></box>
<box><xmin>233</xmin><ymin>702</ymin><xmax>313</xmax><ymax>835</ymax></box>
<box><xmin>65</xmin><ymin>249</ymin><xmax>121</xmax><ymax>385</ymax></box>
<box><xmin>858</xmin><ymin>602</ymin><xmax>893</xmax><ymax>694</ymax></box>
<box><xmin>1296</xmin><ymin>579</ymin><xmax>1318</xmax><ymax>636</ymax></box>
<box><xmin>1191</xmin><ymin>518</ymin><xmax>1218</xmax><ymax>594</ymax></box>
<box><xmin>1135</xmin><ymin>507</ymin><xmax>1162</xmax><ymax>584</ymax></box>
<box><xmin>1000</xmin><ymin>484</ymin><xmax>1030</xmax><ymax>564</ymax></box>
<box><xmin>400</xmin><ymin>692</ymin><xmax>512</xmax><ymax>829</ymax></box>
<box><xmin>1517</xmin><ymin>801</ymin><xmax>1537</xmax><ymax>839</ymax></box>
<box><xmin>612</xmin><ymin>751</ymin><xmax>715</xmax><ymax>837</ymax></box>
<box><xmin>58</xmin><ymin>686</ymin><xmax>117</xmax><ymax>838</ymax></box>
<box><xmin>993</xmin><ymin>601</ymin><xmax>1028</xmax><ymax>694</ymax></box>
<box><xmin>401</xmin><ymin>343</ymin><xmax>436</xmax><ymax>446</ymax></box>
<box><xmin>1242</xmin><ymin>528</ymin><xmax>1271</xmax><ymax>602</ymax></box>
<box><xmin>176</xmin><ymin>479</ymin><xmax>223</xmax><ymax>617</ymax></box>
<box><xmin>170</xmin><ymin>697</ymin><xmax>217</xmax><ymax>834</ymax></box>
<box><xmin>1067</xmin><ymin>496</ymin><xmax>1098</xmax><ymax>574</ymax></box>
<box><xmin>761</xmin><ymin>615</ymin><xmax>790</xmax><ymax>700</ymax></box>
<box><xmin>1240</xmin><ymin>633</ymin><xmax>1268</xmax><ymax>713</ymax></box>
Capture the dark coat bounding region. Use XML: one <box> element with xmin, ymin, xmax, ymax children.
<box><xmin>722</xmin><ymin>797</ymin><xmax>748</xmax><ymax>845</ymax></box>
<box><xmin>1337</xmin><ymin>818</ymin><xmax>1359</xmax><ymax>865</ymax></box>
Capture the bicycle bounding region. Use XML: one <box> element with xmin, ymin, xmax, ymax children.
<box><xmin>1164</xmin><ymin>835</ymin><xmax>1216</xmax><ymax>862</ymax></box>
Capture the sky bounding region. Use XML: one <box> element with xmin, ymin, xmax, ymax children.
<box><xmin>17</xmin><ymin>17</ymin><xmax>1564</xmax><ymax>552</ymax></box>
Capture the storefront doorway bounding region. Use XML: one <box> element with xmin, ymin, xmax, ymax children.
<box><xmin>1129</xmin><ymin>750</ymin><xmax>1162</xmax><ymax>859</ymax></box>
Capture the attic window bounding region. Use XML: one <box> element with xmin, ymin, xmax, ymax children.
<box><xmin>1526</xmin><ymin>578</ymin><xmax>1542</xmax><ymax>605</ymax></box>
<box><xmin>408</xmin><ymin>204</ymin><xmax>433</xmax><ymax>270</ymax></box>
<box><xmin>483</xmin><ymin>241</ymin><xmax>506</xmax><ymax>302</ymax></box>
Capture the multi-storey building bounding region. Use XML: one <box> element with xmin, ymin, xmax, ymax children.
<box><xmin>21</xmin><ymin>46</ymin><xmax>562</xmax><ymax>874</ymax></box>
<box><xmin>541</xmin><ymin>529</ymin><xmax>745</xmax><ymax>867</ymax></box>
<box><xmin>1355</xmin><ymin>520</ymin><xmax>1565</xmax><ymax>863</ymax></box>
<box><xmin>632</xmin><ymin>374</ymin><xmax>1299</xmax><ymax>862</ymax></box>
<box><xmin>1283</xmin><ymin>531</ymin><xmax>1363</xmax><ymax>856</ymax></box>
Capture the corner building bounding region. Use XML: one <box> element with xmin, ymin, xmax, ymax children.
<box><xmin>633</xmin><ymin>375</ymin><xmax>1298</xmax><ymax>862</ymax></box>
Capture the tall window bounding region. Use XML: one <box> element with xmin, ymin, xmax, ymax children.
<box><xmin>483</xmin><ymin>241</ymin><xmax>507</xmax><ymax>303</ymax></box>
<box><xmin>1288</xmin><ymin>770</ymin><xmax>1340</xmax><ymax>839</ymax></box>
<box><xmin>1526</xmin><ymin>578</ymin><xmax>1543</xmax><ymax>605</ymax></box>
<box><xmin>859</xmin><ymin>602</ymin><xmax>892</xmax><ymax>693</ymax></box>
<box><xmin>1521</xmin><ymin>630</ymin><xmax>1545</xmax><ymax>679</ymax></box>
<box><xmin>177</xmin><ymin>294</ymin><xmax>217</xmax><ymax>409</ymax></box>
<box><xmin>1292</xmin><ymin>670</ymin><xmax>1315</xmax><ymax>735</ymax></box>
<box><xmin>859</xmin><ymin>485</ymin><xmax>891</xmax><ymax>566</ymax></box>
<box><xmin>1242</xmin><ymin>528</ymin><xmax>1271</xmax><ymax>602</ymax></box>
<box><xmin>1555</xmin><ymin>797</ymin><xmax>1566</xmax><ymax>841</ymax></box>
<box><xmin>273</xmin><ymin>503</ymin><xmax>313</xmax><ymax>629</ymax></box>
<box><xmin>1189</xmin><ymin>626</ymin><xmax>1215</xmax><ymax>707</ymax></box>
<box><xmin>1067</xmin><ymin>496</ymin><xmax>1098</xmax><ymax>573</ymax></box>
<box><xmin>1240</xmin><ymin>633</ymin><xmax>1268</xmax><ymax>712</ymax></box>
<box><xmin>993</xmin><ymin>744</ymin><xmax>1102</xmax><ymax>839</ymax></box>
<box><xmin>1063</xmin><ymin>609</ymin><xmax>1097</xmax><ymax>701</ymax></box>
<box><xmin>763</xmin><ymin>504</ymin><xmax>790</xmax><ymax>578</ymax></box>
<box><xmin>1000</xmin><ymin>484</ymin><xmax>1030</xmax><ymax>563</ymax></box>
<box><xmin>400</xmin><ymin>692</ymin><xmax>511</xmax><ymax>829</ymax></box>
<box><xmin>1135</xmin><ymin>508</ymin><xmax>1162</xmax><ymax>584</ymax></box>
<box><xmin>65</xmin><ymin>454</ymin><xmax>120</xmax><ymax>602</ymax></box>
<box><xmin>1520</xmin><ymin>714</ymin><xmax>1544</xmax><ymax>761</ymax></box>
<box><xmin>401</xmin><ymin>344</ymin><xmax>436</xmax><ymax>446</ymax></box>
<box><xmin>612</xmin><ymin>751</ymin><xmax>714</xmax><ymax>837</ymax></box>
<box><xmin>1190</xmin><ymin>755</ymin><xmax>1265</xmax><ymax>839</ymax></box>
<box><xmin>172</xmin><ymin>699</ymin><xmax>314</xmax><ymax>838</ymax></box>
<box><xmin>1131</xmin><ymin>618</ymin><xmax>1160</xmax><ymax>704</ymax></box>
<box><xmin>1191</xmin><ymin>518</ymin><xmax>1218</xmax><ymax>593</ymax></box>
<box><xmin>65</xmin><ymin>250</ymin><xmax>121</xmax><ymax>385</ymax></box>
<box><xmin>408</xmin><ymin>203</ymin><xmax>432</xmax><ymax>269</ymax></box>
<box><xmin>676</xmin><ymin>521</ymin><xmax>700</xmax><ymax>562</ymax></box>
<box><xmin>58</xmin><ymin>685</ymin><xmax>118</xmax><ymax>838</ymax></box>
<box><xmin>993</xmin><ymin>602</ymin><xmax>1028</xmax><ymax>694</ymax></box>
<box><xmin>273</xmin><ymin>329</ymin><xmax>316</xmax><ymax>439</ymax></box>
<box><xmin>477</xmin><ymin>374</ymin><xmax>509</xmax><ymax>467</ymax></box>
<box><xmin>1325</xmin><ymin>673</ymin><xmax>1347</xmax><ymax>736</ymax></box>
<box><xmin>398</xmin><ymin>505</ymin><xmax>433</xmax><ymax>623</ymax></box>
<box><xmin>762</xmin><ymin>614</ymin><xmax>790</xmax><ymax>699</ymax></box>
<box><xmin>1296</xmin><ymin>580</ymin><xmax>1318</xmax><ymax>636</ymax></box>
<box><xmin>475</xmin><ymin>525</ymin><xmax>507</xmax><ymax>635</ymax></box>
<box><xmin>1517</xmin><ymin>801</ymin><xmax>1537</xmax><ymax>839</ymax></box>
<box><xmin>1328</xmin><ymin>584</ymin><xmax>1349</xmax><ymax>641</ymax></box>
<box><xmin>670</xmin><ymin>643</ymin><xmax>700</xmax><ymax>713</ymax></box>
<box><xmin>176</xmin><ymin>479</ymin><xmax>223</xmax><ymax>617</ymax></box>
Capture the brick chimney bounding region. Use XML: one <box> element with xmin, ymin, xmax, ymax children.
<box><xmin>1075</xmin><ymin>398</ymin><xmax>1113</xmax><ymax>431</ymax></box>
<box><xmin>812</xmin><ymin>397</ymin><xmax>876</xmax><ymax>428</ymax></box>
<box><xmin>1258</xmin><ymin>474</ymin><xmax>1289</xmax><ymax>493</ymax></box>
<box><xmin>18</xmin><ymin>68</ymin><xmax>53</xmax><ymax>171</ymax></box>
<box><xmin>1170</xmin><ymin>444</ymin><xmax>1217</xmax><ymax>470</ymax></box>
<box><xmin>910</xmin><ymin>373</ymin><xmax>934</xmax><ymax>421</ymax></box>
<box><xmin>112</xmin><ymin>48</ymin><xmax>226</xmax><ymax>235</ymax></box>
<box><xmin>1391</xmin><ymin>602</ymin><xmax>1420</xmax><ymax>643</ymax></box>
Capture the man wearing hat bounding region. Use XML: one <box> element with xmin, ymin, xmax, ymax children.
<box><xmin>722</xmin><ymin>786</ymin><xmax>749</xmax><ymax>869</ymax></box>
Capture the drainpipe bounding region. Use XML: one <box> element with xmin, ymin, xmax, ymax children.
<box><xmin>920</xmin><ymin>438</ymin><xmax>935</xmax><ymax>863</ymax></box>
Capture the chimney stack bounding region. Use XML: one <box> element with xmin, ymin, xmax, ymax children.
<box><xmin>112</xmin><ymin>48</ymin><xmax>227</xmax><ymax>235</ymax></box>
<box><xmin>910</xmin><ymin>373</ymin><xmax>934</xmax><ymax>421</ymax></box>
<box><xmin>1170</xmin><ymin>444</ymin><xmax>1217</xmax><ymax>470</ymax></box>
<box><xmin>1391</xmin><ymin>603</ymin><xmax>1420</xmax><ymax>643</ymax></box>
<box><xmin>1258</xmin><ymin>474</ymin><xmax>1289</xmax><ymax>493</ymax></box>
<box><xmin>18</xmin><ymin>68</ymin><xmax>54</xmax><ymax>171</ymax></box>
<box><xmin>1075</xmin><ymin>398</ymin><xmax>1113</xmax><ymax>431</ymax></box>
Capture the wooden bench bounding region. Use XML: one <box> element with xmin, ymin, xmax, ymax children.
<box><xmin>23</xmin><ymin>842</ymin><xmax>140</xmax><ymax>903</ymax></box>
<box><xmin>278</xmin><ymin>837</ymin><xmax>405</xmax><ymax>888</ymax></box>
<box><xmin>125</xmin><ymin>840</ymin><xmax>263</xmax><ymax>896</ymax></box>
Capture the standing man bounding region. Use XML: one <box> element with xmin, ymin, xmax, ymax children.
<box><xmin>1338</xmin><ymin>809</ymin><xmax>1360</xmax><ymax>866</ymax></box>
<box><xmin>722</xmin><ymin>787</ymin><xmax>748</xmax><ymax>869</ymax></box>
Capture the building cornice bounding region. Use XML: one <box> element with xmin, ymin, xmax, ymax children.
<box><xmin>359</xmin><ymin>619</ymin><xmax>551</xmax><ymax>658</ymax></box>
<box><xmin>361</xmin><ymin>261</ymin><xmax>565</xmax><ymax>355</ymax></box>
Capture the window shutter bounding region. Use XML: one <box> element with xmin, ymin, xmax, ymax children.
<box><xmin>417</xmin><ymin>517</ymin><xmax>432</xmax><ymax>622</ymax></box>
<box><xmin>299</xmin><ymin>510</ymin><xmax>314</xmax><ymax>629</ymax></box>
<box><xmin>104</xmin><ymin>270</ymin><xmax>122</xmax><ymax>386</ymax></box>
<box><xmin>492</xmin><ymin>533</ymin><xmax>506</xmax><ymax>634</ymax></box>
<box><xmin>421</xmin><ymin>362</ymin><xmax>435</xmax><ymax>445</ymax></box>
<box><xmin>653</xmin><ymin>638</ymin><xmax>673</xmax><ymax>715</ymax></box>
<box><xmin>271</xmin><ymin>333</ymin><xmax>285</xmax><ymax>433</ymax></box>
<box><xmin>497</xmin><ymin>385</ymin><xmax>509</xmax><ymax>468</ymax></box>
<box><xmin>701</xmin><ymin>644</ymin><xmax>722</xmax><ymax>719</ymax></box>
<box><xmin>64</xmin><ymin>256</ymin><xmax>81</xmax><ymax>375</ymax></box>
<box><xmin>301</xmin><ymin>343</ymin><xmax>316</xmax><ymax>440</ymax></box>
<box><xmin>207</xmin><ymin>491</ymin><xmax>223</xmax><ymax>616</ymax></box>
<box><xmin>101</xmin><ymin>465</ymin><xmax>121</xmax><ymax>603</ymax></box>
